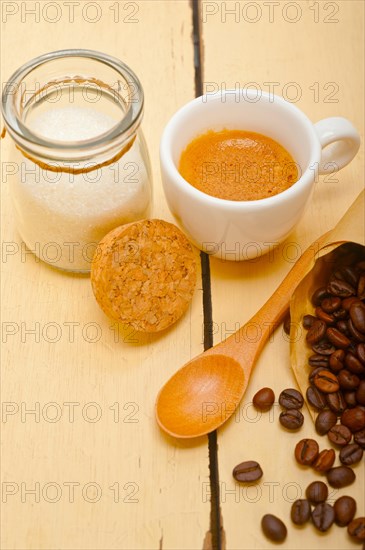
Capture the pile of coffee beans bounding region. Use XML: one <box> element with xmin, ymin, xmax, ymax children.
<box><xmin>249</xmin><ymin>383</ymin><xmax>363</xmax><ymax>543</ymax></box>
<box><xmin>293</xmin><ymin>436</ymin><xmax>359</xmax><ymax>487</ymax></box>
<box><xmin>236</xmin><ymin>250</ymin><xmax>365</xmax><ymax>545</ymax></box>
<box><xmin>297</xmin><ymin>246</ymin><xmax>365</xmax><ymax>544</ymax></box>
<box><xmin>262</xmin><ymin>480</ymin><xmax>364</xmax><ymax>543</ymax></box>
<box><xmin>302</xmin><ymin>250</ymin><xmax>365</xmax><ymax>452</ymax></box>
<box><xmin>278</xmin><ymin>388</ymin><xmax>305</xmax><ymax>430</ymax></box>
<box><xmin>291</xmin><ymin>483</ymin><xmax>365</xmax><ymax>540</ymax></box>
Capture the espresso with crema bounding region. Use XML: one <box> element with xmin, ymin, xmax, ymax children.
<box><xmin>179</xmin><ymin>129</ymin><xmax>299</xmax><ymax>201</ymax></box>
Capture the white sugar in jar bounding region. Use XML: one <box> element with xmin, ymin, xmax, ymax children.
<box><xmin>2</xmin><ymin>50</ymin><xmax>152</xmax><ymax>272</ymax></box>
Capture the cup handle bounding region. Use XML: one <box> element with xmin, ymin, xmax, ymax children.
<box><xmin>314</xmin><ymin>117</ymin><xmax>360</xmax><ymax>175</ymax></box>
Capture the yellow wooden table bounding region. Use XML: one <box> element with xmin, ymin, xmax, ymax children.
<box><xmin>1</xmin><ymin>1</ymin><xmax>364</xmax><ymax>549</ymax></box>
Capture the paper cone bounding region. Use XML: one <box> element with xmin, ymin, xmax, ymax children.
<box><xmin>290</xmin><ymin>191</ymin><xmax>365</xmax><ymax>421</ymax></box>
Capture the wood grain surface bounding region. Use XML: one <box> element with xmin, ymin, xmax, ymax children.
<box><xmin>1</xmin><ymin>1</ymin><xmax>364</xmax><ymax>549</ymax></box>
<box><xmin>204</xmin><ymin>1</ymin><xmax>364</xmax><ymax>548</ymax></box>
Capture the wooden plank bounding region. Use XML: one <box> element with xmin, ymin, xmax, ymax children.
<box><xmin>201</xmin><ymin>1</ymin><xmax>364</xmax><ymax>548</ymax></box>
<box><xmin>1</xmin><ymin>2</ymin><xmax>210</xmax><ymax>549</ymax></box>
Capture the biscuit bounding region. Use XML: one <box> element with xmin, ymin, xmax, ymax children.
<box><xmin>91</xmin><ymin>219</ymin><xmax>197</xmax><ymax>332</ymax></box>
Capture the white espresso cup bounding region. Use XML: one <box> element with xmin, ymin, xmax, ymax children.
<box><xmin>160</xmin><ymin>89</ymin><xmax>360</xmax><ymax>260</ymax></box>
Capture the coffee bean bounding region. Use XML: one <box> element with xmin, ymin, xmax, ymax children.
<box><xmin>303</xmin><ymin>314</ymin><xmax>317</xmax><ymax>329</ymax></box>
<box><xmin>326</xmin><ymin>466</ymin><xmax>356</xmax><ymax>488</ymax></box>
<box><xmin>327</xmin><ymin>327</ymin><xmax>351</xmax><ymax>349</ymax></box>
<box><xmin>309</xmin><ymin>367</ymin><xmax>330</xmax><ymax>384</ymax></box>
<box><xmin>341</xmin><ymin>407</ymin><xmax>365</xmax><ymax>432</ymax></box>
<box><xmin>312</xmin><ymin>502</ymin><xmax>335</xmax><ymax>532</ymax></box>
<box><xmin>294</xmin><ymin>438</ymin><xmax>319</xmax><ymax>466</ymax></box>
<box><xmin>329</xmin><ymin>349</ymin><xmax>345</xmax><ymax>372</ymax></box>
<box><xmin>341</xmin><ymin>266</ymin><xmax>360</xmax><ymax>287</ymax></box>
<box><xmin>331</xmin><ymin>268</ymin><xmax>346</xmax><ymax>282</ymax></box>
<box><xmin>357</xmin><ymin>343</ymin><xmax>365</xmax><ymax>364</ymax></box>
<box><xmin>314</xmin><ymin>370</ymin><xmax>339</xmax><ymax>393</ymax></box>
<box><xmin>311</xmin><ymin>340</ymin><xmax>336</xmax><ymax>355</ymax></box>
<box><xmin>306</xmin><ymin>320</ymin><xmax>327</xmax><ymax>345</ymax></box>
<box><xmin>232</xmin><ymin>460</ymin><xmax>263</xmax><ymax>482</ymax></box>
<box><xmin>354</xmin><ymin>428</ymin><xmax>365</xmax><ymax>449</ymax></box>
<box><xmin>261</xmin><ymin>514</ymin><xmax>287</xmax><ymax>542</ymax></box>
<box><xmin>348</xmin><ymin>265</ymin><xmax>362</xmax><ymax>286</ymax></box>
<box><xmin>279</xmin><ymin>388</ymin><xmax>304</xmax><ymax>410</ymax></box>
<box><xmin>326</xmin><ymin>391</ymin><xmax>347</xmax><ymax>414</ymax></box>
<box><xmin>343</xmin><ymin>297</ymin><xmax>362</xmax><ymax>311</ymax></box>
<box><xmin>322</xmin><ymin>296</ymin><xmax>342</xmax><ymax>313</ymax></box>
<box><xmin>311</xmin><ymin>287</ymin><xmax>329</xmax><ymax>306</ymax></box>
<box><xmin>306</xmin><ymin>386</ymin><xmax>327</xmax><ymax>410</ymax></box>
<box><xmin>356</xmin><ymin>380</ymin><xmax>365</xmax><ymax>405</ymax></box>
<box><xmin>350</xmin><ymin>302</ymin><xmax>365</xmax><ymax>334</ymax></box>
<box><xmin>334</xmin><ymin>495</ymin><xmax>357</xmax><ymax>526</ymax></box>
<box><xmin>358</xmin><ymin>273</ymin><xmax>365</xmax><ymax>298</ymax></box>
<box><xmin>336</xmin><ymin>324</ymin><xmax>351</xmax><ymax>338</ymax></box>
<box><xmin>291</xmin><ymin>499</ymin><xmax>311</xmax><ymax>525</ymax></box>
<box><xmin>348</xmin><ymin>318</ymin><xmax>365</xmax><ymax>343</ymax></box>
<box><xmin>345</xmin><ymin>352</ymin><xmax>365</xmax><ymax>375</ymax></box>
<box><xmin>338</xmin><ymin>369</ymin><xmax>360</xmax><ymax>390</ymax></box>
<box><xmin>309</xmin><ymin>354</ymin><xmax>329</xmax><ymax>368</ymax></box>
<box><xmin>301</xmin><ymin>258</ymin><xmax>365</xmax><ymax>521</ymax></box>
<box><xmin>313</xmin><ymin>449</ymin><xmax>336</xmax><ymax>473</ymax></box>
<box><xmin>339</xmin><ymin>443</ymin><xmax>363</xmax><ymax>465</ymax></box>
<box><xmin>327</xmin><ymin>278</ymin><xmax>356</xmax><ymax>298</ymax></box>
<box><xmin>315</xmin><ymin>410</ymin><xmax>337</xmax><ymax>435</ymax></box>
<box><xmin>348</xmin><ymin>517</ymin><xmax>365</xmax><ymax>542</ymax></box>
<box><xmin>315</xmin><ymin>306</ymin><xmax>335</xmax><ymax>325</ymax></box>
<box><xmin>336</xmin><ymin>320</ymin><xmax>350</xmax><ymax>334</ymax></box>
<box><xmin>306</xmin><ymin>481</ymin><xmax>328</xmax><ymax>503</ymax></box>
<box><xmin>333</xmin><ymin>308</ymin><xmax>347</xmax><ymax>320</ymax></box>
<box><xmin>252</xmin><ymin>387</ymin><xmax>275</xmax><ymax>410</ymax></box>
<box><xmin>328</xmin><ymin>424</ymin><xmax>352</xmax><ymax>446</ymax></box>
<box><xmin>344</xmin><ymin>391</ymin><xmax>358</xmax><ymax>408</ymax></box>
<box><xmin>279</xmin><ymin>409</ymin><xmax>304</xmax><ymax>430</ymax></box>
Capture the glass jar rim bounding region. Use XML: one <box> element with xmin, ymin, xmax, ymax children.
<box><xmin>1</xmin><ymin>49</ymin><xmax>144</xmax><ymax>157</ymax></box>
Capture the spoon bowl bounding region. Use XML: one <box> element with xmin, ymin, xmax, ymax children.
<box><xmin>156</xmin><ymin>355</ymin><xmax>244</xmax><ymax>438</ymax></box>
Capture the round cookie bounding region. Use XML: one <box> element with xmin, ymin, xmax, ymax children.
<box><xmin>91</xmin><ymin>219</ymin><xmax>197</xmax><ymax>332</ymax></box>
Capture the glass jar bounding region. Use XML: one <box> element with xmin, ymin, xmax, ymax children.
<box><xmin>1</xmin><ymin>49</ymin><xmax>152</xmax><ymax>272</ymax></box>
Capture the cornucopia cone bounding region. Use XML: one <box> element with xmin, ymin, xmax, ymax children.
<box><xmin>290</xmin><ymin>190</ymin><xmax>365</xmax><ymax>421</ymax></box>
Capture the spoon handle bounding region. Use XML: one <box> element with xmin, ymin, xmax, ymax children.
<box><xmin>244</xmin><ymin>191</ymin><xmax>364</xmax><ymax>366</ymax></box>
<box><xmin>217</xmin><ymin>231</ymin><xmax>334</xmax><ymax>369</ymax></box>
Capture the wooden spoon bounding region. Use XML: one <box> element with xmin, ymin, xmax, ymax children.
<box><xmin>155</xmin><ymin>193</ymin><xmax>364</xmax><ymax>439</ymax></box>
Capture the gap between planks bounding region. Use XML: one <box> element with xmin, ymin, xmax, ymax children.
<box><xmin>191</xmin><ymin>2</ymin><xmax>224</xmax><ymax>549</ymax></box>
